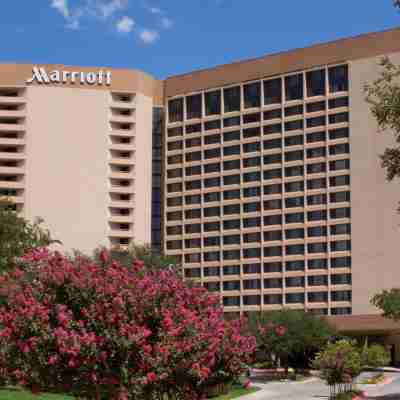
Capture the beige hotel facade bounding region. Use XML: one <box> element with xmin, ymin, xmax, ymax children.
<box><xmin>2</xmin><ymin>27</ymin><xmax>400</xmax><ymax>318</ymax></box>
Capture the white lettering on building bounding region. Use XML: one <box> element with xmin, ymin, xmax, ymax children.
<box><xmin>26</xmin><ymin>67</ymin><xmax>112</xmax><ymax>86</ymax></box>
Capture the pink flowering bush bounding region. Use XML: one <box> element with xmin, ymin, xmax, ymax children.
<box><xmin>0</xmin><ymin>249</ymin><xmax>255</xmax><ymax>399</ymax></box>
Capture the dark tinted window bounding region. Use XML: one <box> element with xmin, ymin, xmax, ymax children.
<box><xmin>307</xmin><ymin>131</ymin><xmax>326</xmax><ymax>143</ymax></box>
<box><xmin>224</xmin><ymin>159</ymin><xmax>241</xmax><ymax>171</ymax></box>
<box><xmin>223</xmin><ymin>116</ymin><xmax>241</xmax><ymax>128</ymax></box>
<box><xmin>168</xmin><ymin>98</ymin><xmax>183</xmax><ymax>122</ymax></box>
<box><xmin>264</xmin><ymin>123</ymin><xmax>282</xmax><ymax>135</ymax></box>
<box><xmin>244</xmin><ymin>82</ymin><xmax>261</xmax><ymax>108</ymax></box>
<box><xmin>329</xmin><ymin>65</ymin><xmax>348</xmax><ymax>93</ymax></box>
<box><xmin>223</xmin><ymin>190</ymin><xmax>240</xmax><ymax>200</ymax></box>
<box><xmin>329</xmin><ymin>97</ymin><xmax>349</xmax><ymax>109</ymax></box>
<box><xmin>285</xmin><ymin>74</ymin><xmax>303</xmax><ymax>101</ymax></box>
<box><xmin>285</xmin><ymin>105</ymin><xmax>303</xmax><ymax>117</ymax></box>
<box><xmin>285</xmin><ymin>135</ymin><xmax>303</xmax><ymax>147</ymax></box>
<box><xmin>223</xmin><ymin>130</ymin><xmax>240</xmax><ymax>142</ymax></box>
<box><xmin>224</xmin><ymin>86</ymin><xmax>241</xmax><ymax>113</ymax></box>
<box><xmin>306</xmin><ymin>101</ymin><xmax>326</xmax><ymax>113</ymax></box>
<box><xmin>185</xmin><ymin>123</ymin><xmax>201</xmax><ymax>134</ymax></box>
<box><xmin>205</xmin><ymin>90</ymin><xmax>221</xmax><ymax>116</ymax></box>
<box><xmin>186</xmin><ymin>94</ymin><xmax>202</xmax><ymax>120</ymax></box>
<box><xmin>204</xmin><ymin>119</ymin><xmax>221</xmax><ymax>131</ymax></box>
<box><xmin>264</xmin><ymin>78</ymin><xmax>282</xmax><ymax>105</ymax></box>
<box><xmin>264</xmin><ymin>108</ymin><xmax>282</xmax><ymax>120</ymax></box>
<box><xmin>306</xmin><ymin>69</ymin><xmax>326</xmax><ymax>97</ymax></box>
<box><xmin>308</xmin><ymin>258</ymin><xmax>327</xmax><ymax>270</ymax></box>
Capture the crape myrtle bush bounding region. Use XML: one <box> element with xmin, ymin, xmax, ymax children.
<box><xmin>0</xmin><ymin>249</ymin><xmax>256</xmax><ymax>400</ymax></box>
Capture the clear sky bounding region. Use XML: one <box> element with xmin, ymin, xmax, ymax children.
<box><xmin>1</xmin><ymin>1</ymin><xmax>399</xmax><ymax>79</ymax></box>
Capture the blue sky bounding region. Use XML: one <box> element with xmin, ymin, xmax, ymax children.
<box><xmin>1</xmin><ymin>1</ymin><xmax>399</xmax><ymax>79</ymax></box>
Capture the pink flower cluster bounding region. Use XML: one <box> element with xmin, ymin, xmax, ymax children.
<box><xmin>0</xmin><ymin>250</ymin><xmax>255</xmax><ymax>399</ymax></box>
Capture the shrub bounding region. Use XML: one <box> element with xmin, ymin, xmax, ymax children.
<box><xmin>0</xmin><ymin>249</ymin><xmax>256</xmax><ymax>400</ymax></box>
<box><xmin>361</xmin><ymin>344</ymin><xmax>391</xmax><ymax>369</ymax></box>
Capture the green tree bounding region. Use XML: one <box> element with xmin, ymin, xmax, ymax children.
<box><xmin>361</xmin><ymin>344</ymin><xmax>391</xmax><ymax>368</ymax></box>
<box><xmin>248</xmin><ymin>309</ymin><xmax>334</xmax><ymax>370</ymax></box>
<box><xmin>0</xmin><ymin>200</ymin><xmax>58</xmax><ymax>272</ymax></box>
<box><xmin>371</xmin><ymin>289</ymin><xmax>400</xmax><ymax>321</ymax></box>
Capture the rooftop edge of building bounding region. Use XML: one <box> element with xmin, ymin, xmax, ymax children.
<box><xmin>164</xmin><ymin>25</ymin><xmax>400</xmax><ymax>98</ymax></box>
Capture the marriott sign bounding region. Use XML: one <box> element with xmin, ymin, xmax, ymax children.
<box><xmin>26</xmin><ymin>67</ymin><xmax>112</xmax><ymax>86</ymax></box>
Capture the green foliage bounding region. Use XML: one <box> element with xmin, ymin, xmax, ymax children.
<box><xmin>361</xmin><ymin>344</ymin><xmax>391</xmax><ymax>368</ymax></box>
<box><xmin>371</xmin><ymin>289</ymin><xmax>400</xmax><ymax>321</ymax></box>
<box><xmin>0</xmin><ymin>200</ymin><xmax>58</xmax><ymax>272</ymax></box>
<box><xmin>313</xmin><ymin>340</ymin><xmax>362</xmax><ymax>386</ymax></box>
<box><xmin>248</xmin><ymin>309</ymin><xmax>334</xmax><ymax>369</ymax></box>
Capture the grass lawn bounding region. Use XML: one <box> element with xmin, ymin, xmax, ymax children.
<box><xmin>0</xmin><ymin>388</ymin><xmax>71</xmax><ymax>400</ymax></box>
<box><xmin>210</xmin><ymin>386</ymin><xmax>259</xmax><ymax>399</ymax></box>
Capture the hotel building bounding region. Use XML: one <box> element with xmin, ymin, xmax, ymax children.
<box><xmin>2</xmin><ymin>27</ymin><xmax>400</xmax><ymax>318</ymax></box>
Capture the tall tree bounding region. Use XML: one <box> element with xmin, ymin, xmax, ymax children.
<box><xmin>0</xmin><ymin>200</ymin><xmax>57</xmax><ymax>272</ymax></box>
<box><xmin>371</xmin><ymin>289</ymin><xmax>400</xmax><ymax>321</ymax></box>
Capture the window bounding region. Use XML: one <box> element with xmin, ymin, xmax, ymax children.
<box><xmin>243</xmin><ymin>157</ymin><xmax>261</xmax><ymax>168</ymax></box>
<box><xmin>244</xmin><ymin>186</ymin><xmax>261</xmax><ymax>198</ymax></box>
<box><xmin>264</xmin><ymin>262</ymin><xmax>282</xmax><ymax>273</ymax></box>
<box><xmin>307</xmin><ymin>193</ymin><xmax>327</xmax><ymax>206</ymax></box>
<box><xmin>204</xmin><ymin>192</ymin><xmax>220</xmax><ymax>203</ymax></box>
<box><xmin>329</xmin><ymin>65</ymin><xmax>348</xmax><ymax>93</ymax></box>
<box><xmin>308</xmin><ymin>275</ymin><xmax>328</xmax><ymax>286</ymax></box>
<box><xmin>204</xmin><ymin>134</ymin><xmax>221</xmax><ymax>146</ymax></box>
<box><xmin>223</xmin><ymin>250</ymin><xmax>241</xmax><ymax>261</ymax></box>
<box><xmin>224</xmin><ymin>219</ymin><xmax>241</xmax><ymax>230</ymax></box>
<box><xmin>167</xmin><ymin>225</ymin><xmax>182</xmax><ymax>235</ymax></box>
<box><xmin>243</xmin><ymin>202</ymin><xmax>261</xmax><ymax>213</ymax></box>
<box><xmin>224</xmin><ymin>204</ymin><xmax>241</xmax><ymax>215</ymax></box>
<box><xmin>308</xmin><ymin>210</ymin><xmax>327</xmax><ymax>222</ymax></box>
<box><xmin>204</xmin><ymin>221</ymin><xmax>220</xmax><ymax>232</ymax></box>
<box><xmin>243</xmin><ymin>142</ymin><xmax>261</xmax><ymax>153</ymax></box>
<box><xmin>204</xmin><ymin>251</ymin><xmax>220</xmax><ymax>262</ymax></box>
<box><xmin>204</xmin><ymin>119</ymin><xmax>221</xmax><ymax>131</ymax></box>
<box><xmin>224</xmin><ymin>265</ymin><xmax>240</xmax><ymax>275</ymax></box>
<box><xmin>264</xmin><ymin>199</ymin><xmax>282</xmax><ymax>210</ymax></box>
<box><xmin>168</xmin><ymin>140</ymin><xmax>183</xmax><ymax>151</ymax></box>
<box><xmin>168</xmin><ymin>154</ymin><xmax>183</xmax><ymax>165</ymax></box>
<box><xmin>308</xmin><ymin>226</ymin><xmax>327</xmax><ymax>237</ymax></box>
<box><xmin>285</xmin><ymin>166</ymin><xmax>304</xmax><ymax>177</ymax></box>
<box><xmin>264</xmin><ymin>153</ymin><xmax>282</xmax><ymax>164</ymax></box>
<box><xmin>307</xmin><ymin>147</ymin><xmax>326</xmax><ymax>159</ymax></box>
<box><xmin>223</xmin><ymin>281</ymin><xmax>241</xmax><ymax>291</ymax></box>
<box><xmin>330</xmin><ymin>207</ymin><xmax>351</xmax><ymax>219</ymax></box>
<box><xmin>264</xmin><ymin>108</ymin><xmax>282</xmax><ymax>120</ymax></box>
<box><xmin>330</xmin><ymin>175</ymin><xmax>350</xmax><ymax>187</ymax></box>
<box><xmin>205</xmin><ymin>90</ymin><xmax>221</xmax><ymax>116</ymax></box>
<box><xmin>224</xmin><ymin>234</ymin><xmax>241</xmax><ymax>245</ymax></box>
<box><xmin>204</xmin><ymin>177</ymin><xmax>220</xmax><ymax>188</ymax></box>
<box><xmin>331</xmin><ymin>256</ymin><xmax>351</xmax><ymax>268</ymax></box>
<box><xmin>264</xmin><ymin>168</ymin><xmax>282</xmax><ymax>180</ymax></box>
<box><xmin>264</xmin><ymin>278</ymin><xmax>282</xmax><ymax>288</ymax></box>
<box><xmin>285</xmin><ymin>228</ymin><xmax>304</xmax><ymax>239</ymax></box>
<box><xmin>330</xmin><ymin>191</ymin><xmax>350</xmax><ymax>203</ymax></box>
<box><xmin>286</xmin><ymin>244</ymin><xmax>305</xmax><ymax>255</ymax></box>
<box><xmin>331</xmin><ymin>273</ymin><xmax>352</xmax><ymax>285</ymax></box>
<box><xmin>329</xmin><ymin>127</ymin><xmax>349</xmax><ymax>140</ymax></box>
<box><xmin>224</xmin><ymin>116</ymin><xmax>241</xmax><ymax>128</ymax></box>
<box><xmin>331</xmin><ymin>240</ymin><xmax>351</xmax><ymax>252</ymax></box>
<box><xmin>264</xmin><ymin>78</ymin><xmax>282</xmax><ymax>105</ymax></box>
<box><xmin>185</xmin><ymin>268</ymin><xmax>201</xmax><ymax>278</ymax></box>
<box><xmin>243</xmin><ymin>217</ymin><xmax>261</xmax><ymax>228</ymax></box>
<box><xmin>224</xmin><ymin>159</ymin><xmax>240</xmax><ymax>171</ymax></box>
<box><xmin>264</xmin><ymin>123</ymin><xmax>282</xmax><ymax>135</ymax></box>
<box><xmin>167</xmin><ymin>240</ymin><xmax>182</xmax><ymax>250</ymax></box>
<box><xmin>224</xmin><ymin>175</ymin><xmax>241</xmax><ymax>186</ymax></box>
<box><xmin>168</xmin><ymin>169</ymin><xmax>182</xmax><ymax>179</ymax></box>
<box><xmin>286</xmin><ymin>260</ymin><xmax>305</xmax><ymax>271</ymax></box>
<box><xmin>307</xmin><ymin>178</ymin><xmax>326</xmax><ymax>190</ymax></box>
<box><xmin>264</xmin><ymin>246</ymin><xmax>282</xmax><ymax>257</ymax></box>
<box><xmin>224</xmin><ymin>145</ymin><xmax>240</xmax><ymax>156</ymax></box>
<box><xmin>307</xmin><ymin>162</ymin><xmax>326</xmax><ymax>174</ymax></box>
<box><xmin>243</xmin><ymin>279</ymin><xmax>261</xmax><ymax>290</ymax></box>
<box><xmin>329</xmin><ymin>112</ymin><xmax>349</xmax><ymax>125</ymax></box>
<box><xmin>185</xmin><ymin>238</ymin><xmax>201</xmax><ymax>248</ymax></box>
<box><xmin>264</xmin><ymin>214</ymin><xmax>282</xmax><ymax>226</ymax></box>
<box><xmin>308</xmin><ymin>242</ymin><xmax>327</xmax><ymax>254</ymax></box>
<box><xmin>168</xmin><ymin>98</ymin><xmax>183</xmax><ymax>122</ymax></box>
<box><xmin>185</xmin><ymin>194</ymin><xmax>201</xmax><ymax>205</ymax></box>
<box><xmin>308</xmin><ymin>292</ymin><xmax>328</xmax><ymax>302</ymax></box>
<box><xmin>186</xmin><ymin>94</ymin><xmax>202</xmax><ymax>119</ymax></box>
<box><xmin>243</xmin><ymin>127</ymin><xmax>261</xmax><ymax>138</ymax></box>
<box><xmin>306</xmin><ymin>69</ymin><xmax>326</xmax><ymax>97</ymax></box>
<box><xmin>204</xmin><ymin>236</ymin><xmax>220</xmax><ymax>247</ymax></box>
<box><xmin>244</xmin><ymin>82</ymin><xmax>261</xmax><ymax>108</ymax></box>
<box><xmin>204</xmin><ymin>206</ymin><xmax>220</xmax><ymax>217</ymax></box>
<box><xmin>331</xmin><ymin>307</ymin><xmax>352</xmax><ymax>315</ymax></box>
<box><xmin>285</xmin><ymin>135</ymin><xmax>303</xmax><ymax>147</ymax></box>
<box><xmin>168</xmin><ymin>183</ymin><xmax>183</xmax><ymax>193</ymax></box>
<box><xmin>285</xmin><ymin>150</ymin><xmax>303</xmax><ymax>162</ymax></box>
<box><xmin>223</xmin><ymin>297</ymin><xmax>240</xmax><ymax>306</ymax></box>
<box><xmin>264</xmin><ymin>138</ymin><xmax>282</xmax><ymax>150</ymax></box>
<box><xmin>224</xmin><ymin>189</ymin><xmax>240</xmax><ymax>200</ymax></box>
<box><xmin>308</xmin><ymin>258</ymin><xmax>328</xmax><ymax>270</ymax></box>
<box><xmin>185</xmin><ymin>209</ymin><xmax>201</xmax><ymax>219</ymax></box>
<box><xmin>285</xmin><ymin>212</ymin><xmax>304</xmax><ymax>224</ymax></box>
<box><xmin>307</xmin><ymin>116</ymin><xmax>325</xmax><ymax>128</ymax></box>
<box><xmin>185</xmin><ymin>253</ymin><xmax>201</xmax><ymax>263</ymax></box>
<box><xmin>186</xmin><ymin>165</ymin><xmax>201</xmax><ymax>176</ymax></box>
<box><xmin>330</xmin><ymin>159</ymin><xmax>350</xmax><ymax>172</ymax></box>
<box><xmin>285</xmin><ymin>105</ymin><xmax>303</xmax><ymax>117</ymax></box>
<box><xmin>185</xmin><ymin>224</ymin><xmax>201</xmax><ymax>233</ymax></box>
<box><xmin>243</xmin><ymin>113</ymin><xmax>261</xmax><ymax>124</ymax></box>
<box><xmin>285</xmin><ymin>74</ymin><xmax>303</xmax><ymax>101</ymax></box>
<box><xmin>204</xmin><ymin>282</ymin><xmax>220</xmax><ymax>292</ymax></box>
<box><xmin>168</xmin><ymin>126</ymin><xmax>183</xmax><ymax>137</ymax></box>
<box><xmin>186</xmin><ymin>180</ymin><xmax>201</xmax><ymax>191</ymax></box>
<box><xmin>331</xmin><ymin>291</ymin><xmax>352</xmax><ymax>302</ymax></box>
<box><xmin>204</xmin><ymin>148</ymin><xmax>221</xmax><ymax>159</ymax></box>
<box><xmin>285</xmin><ymin>119</ymin><xmax>304</xmax><ymax>131</ymax></box>
<box><xmin>265</xmin><ymin>294</ymin><xmax>283</xmax><ymax>305</ymax></box>
<box><xmin>265</xmin><ymin>183</ymin><xmax>282</xmax><ymax>194</ymax></box>
<box><xmin>307</xmin><ymin>101</ymin><xmax>326</xmax><ymax>113</ymax></box>
<box><xmin>285</xmin><ymin>196</ymin><xmax>304</xmax><ymax>208</ymax></box>
<box><xmin>264</xmin><ymin>230</ymin><xmax>282</xmax><ymax>241</ymax></box>
<box><xmin>186</xmin><ymin>123</ymin><xmax>202</xmax><ymax>134</ymax></box>
<box><xmin>286</xmin><ymin>276</ymin><xmax>305</xmax><ymax>287</ymax></box>
<box><xmin>186</xmin><ymin>151</ymin><xmax>201</xmax><ymax>162</ymax></box>
<box><xmin>307</xmin><ymin>131</ymin><xmax>326</xmax><ymax>143</ymax></box>
<box><xmin>186</xmin><ymin>137</ymin><xmax>201</xmax><ymax>148</ymax></box>
<box><xmin>204</xmin><ymin>163</ymin><xmax>221</xmax><ymax>173</ymax></box>
<box><xmin>224</xmin><ymin>86</ymin><xmax>241</xmax><ymax>113</ymax></box>
<box><xmin>329</xmin><ymin>97</ymin><xmax>349</xmax><ymax>109</ymax></box>
<box><xmin>285</xmin><ymin>181</ymin><xmax>304</xmax><ymax>193</ymax></box>
<box><xmin>243</xmin><ymin>295</ymin><xmax>261</xmax><ymax>305</ymax></box>
<box><xmin>224</xmin><ymin>130</ymin><xmax>241</xmax><ymax>142</ymax></box>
